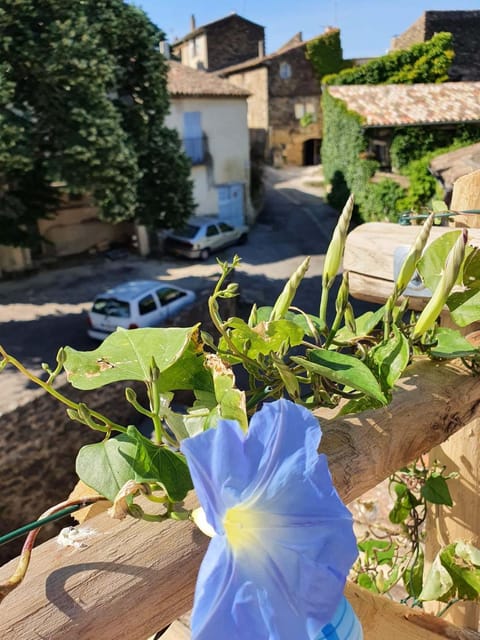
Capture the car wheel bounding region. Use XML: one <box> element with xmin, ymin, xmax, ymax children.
<box><xmin>238</xmin><ymin>233</ymin><xmax>248</xmax><ymax>245</ymax></box>
<box><xmin>200</xmin><ymin>248</ymin><xmax>210</xmax><ymax>261</ymax></box>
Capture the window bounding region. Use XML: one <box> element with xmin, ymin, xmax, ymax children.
<box><xmin>138</xmin><ymin>294</ymin><xmax>157</xmax><ymax>315</ymax></box>
<box><xmin>294</xmin><ymin>103</ymin><xmax>305</xmax><ymax>119</ymax></box>
<box><xmin>279</xmin><ymin>62</ymin><xmax>292</xmax><ymax>79</ymax></box>
<box><xmin>183</xmin><ymin>111</ymin><xmax>205</xmax><ymax>164</ymax></box>
<box><xmin>92</xmin><ymin>298</ymin><xmax>130</xmax><ymax>318</ymax></box>
<box><xmin>157</xmin><ymin>288</ymin><xmax>186</xmax><ymax>305</ymax></box>
<box><xmin>218</xmin><ymin>222</ymin><xmax>233</xmax><ymax>232</ymax></box>
<box><xmin>206</xmin><ymin>224</ymin><xmax>219</xmax><ymax>237</ymax></box>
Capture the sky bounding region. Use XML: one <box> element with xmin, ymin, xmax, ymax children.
<box><xmin>130</xmin><ymin>1</ymin><xmax>479</xmax><ymax>59</ymax></box>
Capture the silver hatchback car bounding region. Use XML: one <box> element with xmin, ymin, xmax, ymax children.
<box><xmin>164</xmin><ymin>217</ymin><xmax>249</xmax><ymax>260</ymax></box>
<box><xmin>87</xmin><ymin>280</ymin><xmax>196</xmax><ymax>340</ymax></box>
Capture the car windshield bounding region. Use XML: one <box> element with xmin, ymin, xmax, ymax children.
<box><xmin>92</xmin><ymin>297</ymin><xmax>130</xmax><ymax>318</ymax></box>
<box><xmin>174</xmin><ymin>223</ymin><xmax>201</xmax><ymax>239</ymax></box>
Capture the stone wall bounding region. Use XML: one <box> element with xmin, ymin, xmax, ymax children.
<box><xmin>0</xmin><ymin>379</ymin><xmax>147</xmax><ymax>564</ymax></box>
<box><xmin>391</xmin><ymin>10</ymin><xmax>480</xmax><ymax>81</ymax></box>
<box><xmin>268</xmin><ymin>45</ymin><xmax>321</xmax><ymax>100</ymax></box>
<box><xmin>206</xmin><ymin>15</ymin><xmax>264</xmax><ymax>72</ymax></box>
<box><xmin>269</xmin><ymin>95</ymin><xmax>322</xmax><ymax>166</ymax></box>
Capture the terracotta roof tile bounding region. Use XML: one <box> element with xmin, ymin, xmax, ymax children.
<box><xmin>328</xmin><ymin>82</ymin><xmax>480</xmax><ymax>126</ymax></box>
<box><xmin>167</xmin><ymin>61</ymin><xmax>250</xmax><ymax>98</ymax></box>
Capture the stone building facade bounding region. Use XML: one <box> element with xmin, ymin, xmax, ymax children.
<box><xmin>390</xmin><ymin>10</ymin><xmax>480</xmax><ymax>81</ymax></box>
<box><xmin>219</xmin><ymin>34</ymin><xmax>327</xmax><ymax>166</ymax></box>
<box><xmin>171</xmin><ymin>13</ymin><xmax>265</xmax><ymax>72</ymax></box>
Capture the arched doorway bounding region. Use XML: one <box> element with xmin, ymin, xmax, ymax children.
<box><xmin>303</xmin><ymin>138</ymin><xmax>321</xmax><ymax>166</ymax></box>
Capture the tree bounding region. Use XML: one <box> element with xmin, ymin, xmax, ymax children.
<box><xmin>0</xmin><ymin>0</ymin><xmax>195</xmax><ymax>248</ymax></box>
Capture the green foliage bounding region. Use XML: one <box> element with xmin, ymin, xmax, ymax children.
<box><xmin>1</xmin><ymin>209</ymin><xmax>480</xmax><ymax>589</ymax></box>
<box><xmin>421</xmin><ymin>542</ymin><xmax>480</xmax><ymax>603</ymax></box>
<box><xmin>324</xmin><ymin>32</ymin><xmax>454</xmax><ymax>85</ymax></box>
<box><xmin>361</xmin><ymin>179</ymin><xmax>407</xmax><ymax>222</ymax></box>
<box><xmin>305</xmin><ymin>28</ymin><xmax>348</xmax><ymax>83</ymax></box>
<box><xmin>394</xmin><ymin>127</ymin><xmax>480</xmax><ymax>211</ymax></box>
<box><xmin>322</xmin><ymin>32</ymin><xmax>463</xmax><ymax>221</ymax></box>
<box><xmin>352</xmin><ymin>459</ymin><xmax>459</xmax><ymax>602</ymax></box>
<box><xmin>322</xmin><ymin>91</ymin><xmax>381</xmax><ymax>218</ymax></box>
<box><xmin>0</xmin><ymin>0</ymin><xmax>194</xmax><ymax>247</ymax></box>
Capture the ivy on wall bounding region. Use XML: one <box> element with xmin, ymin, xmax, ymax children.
<box><xmin>323</xmin><ymin>32</ymin><xmax>454</xmax><ymax>86</ymax></box>
<box><xmin>321</xmin><ymin>32</ymin><xmax>467</xmax><ymax>221</ymax></box>
<box><xmin>322</xmin><ymin>91</ymin><xmax>378</xmax><ymax>213</ymax></box>
<box><xmin>305</xmin><ymin>28</ymin><xmax>348</xmax><ymax>83</ymax></box>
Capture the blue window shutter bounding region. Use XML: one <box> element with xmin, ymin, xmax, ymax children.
<box><xmin>183</xmin><ymin>112</ymin><xmax>204</xmax><ymax>164</ymax></box>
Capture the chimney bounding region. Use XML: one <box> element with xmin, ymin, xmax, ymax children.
<box><xmin>159</xmin><ymin>41</ymin><xmax>170</xmax><ymax>59</ymax></box>
<box><xmin>258</xmin><ymin>39</ymin><xmax>265</xmax><ymax>58</ymax></box>
<box><xmin>190</xmin><ymin>14</ymin><xmax>196</xmax><ymax>31</ymax></box>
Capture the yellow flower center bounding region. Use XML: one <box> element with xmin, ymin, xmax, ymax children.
<box><xmin>223</xmin><ymin>505</ymin><xmax>263</xmax><ymax>552</ymax></box>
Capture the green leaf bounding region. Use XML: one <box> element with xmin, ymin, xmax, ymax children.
<box><xmin>64</xmin><ymin>327</ymin><xmax>200</xmax><ymax>390</ymax></box>
<box><xmin>455</xmin><ymin>542</ymin><xmax>480</xmax><ymax>567</ymax></box>
<box><xmin>448</xmin><ymin>288</ymin><xmax>480</xmax><ymax>327</ymax></box>
<box><xmin>417</xmin><ymin>231</ymin><xmax>462</xmax><ymax>292</ymax></box>
<box><xmin>438</xmin><ymin>544</ymin><xmax>480</xmax><ymax>600</ymax></box>
<box><xmin>210</xmin><ymin>366</ymin><xmax>247</xmax><ymax>432</ymax></box>
<box><xmin>403</xmin><ymin>553</ymin><xmax>425</xmax><ymax>599</ymax></box>
<box><xmin>429</xmin><ymin>327</ymin><xmax>479</xmax><ymax>359</ymax></box>
<box><xmin>335</xmin><ymin>305</ymin><xmax>385</xmax><ymax>341</ymax></box>
<box><xmin>256</xmin><ymin>306</ymin><xmax>324</xmax><ymax>338</ymax></box>
<box><xmin>420</xmin><ymin>552</ymin><xmax>455</xmax><ymax>602</ymax></box>
<box><xmin>224</xmin><ymin>317</ymin><xmax>304</xmax><ymax>359</ymax></box>
<box><xmin>357</xmin><ymin>573</ymin><xmax>378</xmax><ymax>593</ymax></box>
<box><xmin>389</xmin><ymin>498</ymin><xmax>411</xmax><ymax>524</ymax></box>
<box><xmin>358</xmin><ymin>539</ymin><xmax>395</xmax><ymax>565</ymax></box>
<box><xmin>370</xmin><ymin>325</ymin><xmax>410</xmax><ymax>391</ymax></box>
<box><xmin>76</xmin><ymin>434</ymin><xmax>137</xmax><ymax>501</ymax></box>
<box><xmin>462</xmin><ymin>246</ymin><xmax>480</xmax><ymax>289</ymax></box>
<box><xmin>157</xmin><ymin>341</ymin><xmax>213</xmax><ymax>393</ymax></box>
<box><xmin>421</xmin><ymin>475</ymin><xmax>453</xmax><ymax>506</ymax></box>
<box><xmin>337</xmin><ymin>396</ymin><xmax>384</xmax><ymax>416</ymax></box>
<box><xmin>292</xmin><ymin>349</ymin><xmax>386</xmax><ymax>404</ymax></box>
<box><xmin>127</xmin><ymin>426</ymin><xmax>192</xmax><ymax>501</ymax></box>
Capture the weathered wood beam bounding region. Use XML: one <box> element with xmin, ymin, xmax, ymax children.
<box><xmin>0</xmin><ymin>343</ymin><xmax>479</xmax><ymax>639</ymax></box>
<box><xmin>346</xmin><ymin>583</ymin><xmax>480</xmax><ymax>640</ymax></box>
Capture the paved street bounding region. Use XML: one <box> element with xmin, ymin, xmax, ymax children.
<box><xmin>0</xmin><ymin>166</ymin><xmax>372</xmax><ymax>413</ymax></box>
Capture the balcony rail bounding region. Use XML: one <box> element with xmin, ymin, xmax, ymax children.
<box><xmin>0</xmin><ymin>338</ymin><xmax>479</xmax><ymax>639</ymax></box>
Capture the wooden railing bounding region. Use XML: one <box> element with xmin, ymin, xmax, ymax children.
<box><xmin>2</xmin><ymin>171</ymin><xmax>480</xmax><ymax>639</ymax></box>
<box><xmin>0</xmin><ymin>341</ymin><xmax>479</xmax><ymax>639</ymax></box>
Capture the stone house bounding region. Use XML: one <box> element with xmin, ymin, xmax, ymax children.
<box><xmin>165</xmin><ymin>60</ymin><xmax>253</xmax><ymax>224</ymax></box>
<box><xmin>218</xmin><ymin>32</ymin><xmax>325</xmax><ymax>167</ymax></box>
<box><xmin>390</xmin><ymin>10</ymin><xmax>480</xmax><ymax>81</ymax></box>
<box><xmin>171</xmin><ymin>13</ymin><xmax>265</xmax><ymax>73</ymax></box>
<box><xmin>327</xmin><ymin>82</ymin><xmax>480</xmax><ymax>170</ymax></box>
<box><xmin>172</xmin><ymin>14</ymin><xmax>335</xmax><ymax>167</ymax></box>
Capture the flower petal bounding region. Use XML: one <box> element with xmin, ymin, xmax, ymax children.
<box><xmin>182</xmin><ymin>399</ymin><xmax>359</xmax><ymax>639</ymax></box>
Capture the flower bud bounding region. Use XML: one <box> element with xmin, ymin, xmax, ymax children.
<box><xmin>323</xmin><ymin>194</ymin><xmax>354</xmax><ymax>289</ymax></box>
<box><xmin>335</xmin><ymin>272</ymin><xmax>349</xmax><ymax>314</ymax></box>
<box><xmin>395</xmin><ymin>212</ymin><xmax>434</xmax><ymax>295</ymax></box>
<box><xmin>412</xmin><ymin>229</ymin><xmax>468</xmax><ymax>340</ymax></box>
<box><xmin>125</xmin><ymin>387</ymin><xmax>137</xmax><ymax>403</ymax></box>
<box><xmin>270</xmin><ymin>256</ymin><xmax>310</xmax><ymax>321</ymax></box>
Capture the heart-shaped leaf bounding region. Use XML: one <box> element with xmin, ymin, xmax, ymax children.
<box><xmin>292</xmin><ymin>349</ymin><xmax>386</xmax><ymax>403</ymax></box>
<box><xmin>64</xmin><ymin>326</ymin><xmax>200</xmax><ymax>389</ymax></box>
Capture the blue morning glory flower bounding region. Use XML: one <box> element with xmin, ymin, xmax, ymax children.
<box><xmin>180</xmin><ymin>398</ymin><xmax>358</xmax><ymax>640</ymax></box>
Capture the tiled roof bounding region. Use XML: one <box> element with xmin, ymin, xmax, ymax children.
<box><xmin>167</xmin><ymin>61</ymin><xmax>250</xmax><ymax>98</ymax></box>
<box><xmin>327</xmin><ymin>82</ymin><xmax>480</xmax><ymax>127</ymax></box>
